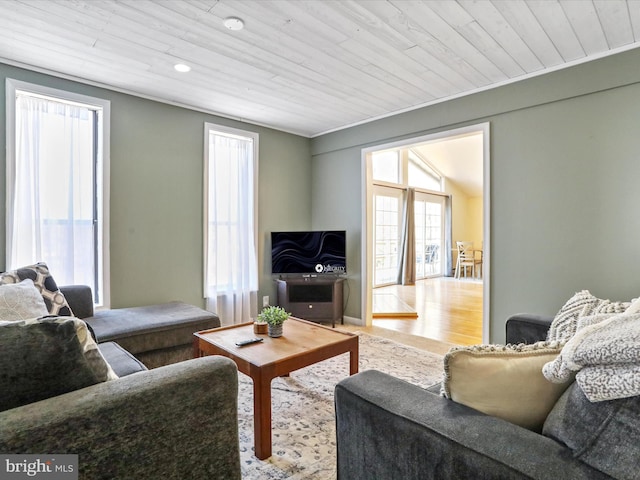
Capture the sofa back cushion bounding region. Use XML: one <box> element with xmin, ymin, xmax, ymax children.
<box><xmin>0</xmin><ymin>316</ymin><xmax>117</xmax><ymax>412</ymax></box>
<box><xmin>543</xmin><ymin>383</ymin><xmax>640</xmax><ymax>480</ymax></box>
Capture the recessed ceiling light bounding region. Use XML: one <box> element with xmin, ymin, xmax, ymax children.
<box><xmin>174</xmin><ymin>63</ymin><xmax>191</xmax><ymax>73</ymax></box>
<box><xmin>223</xmin><ymin>17</ymin><xmax>244</xmax><ymax>31</ymax></box>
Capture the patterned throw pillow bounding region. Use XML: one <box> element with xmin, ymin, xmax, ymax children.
<box><xmin>0</xmin><ymin>262</ymin><xmax>73</xmax><ymax>316</ymax></box>
<box><xmin>441</xmin><ymin>342</ymin><xmax>572</xmax><ymax>432</ymax></box>
<box><xmin>0</xmin><ymin>316</ymin><xmax>117</xmax><ymax>412</ymax></box>
<box><xmin>546</xmin><ymin>290</ymin><xmax>629</xmax><ymax>342</ymax></box>
<box><xmin>0</xmin><ymin>279</ymin><xmax>50</xmax><ymax>321</ymax></box>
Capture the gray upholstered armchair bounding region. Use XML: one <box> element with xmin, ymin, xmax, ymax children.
<box><xmin>0</xmin><ymin>355</ymin><xmax>241</xmax><ymax>479</ymax></box>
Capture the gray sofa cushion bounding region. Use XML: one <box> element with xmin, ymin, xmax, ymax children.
<box><xmin>543</xmin><ymin>382</ymin><xmax>640</xmax><ymax>480</ymax></box>
<box><xmin>85</xmin><ymin>302</ymin><xmax>219</xmax><ymax>355</ymax></box>
<box><xmin>98</xmin><ymin>341</ymin><xmax>147</xmax><ymax>377</ymax></box>
<box><xmin>0</xmin><ymin>317</ymin><xmax>115</xmax><ymax>412</ymax></box>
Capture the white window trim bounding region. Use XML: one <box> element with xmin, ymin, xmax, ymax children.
<box><xmin>5</xmin><ymin>78</ymin><xmax>111</xmax><ymax>308</ymax></box>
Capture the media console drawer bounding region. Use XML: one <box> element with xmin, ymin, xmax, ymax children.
<box><xmin>276</xmin><ymin>278</ymin><xmax>345</xmax><ymax>328</ymax></box>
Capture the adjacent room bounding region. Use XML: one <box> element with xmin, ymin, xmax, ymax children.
<box><xmin>368</xmin><ymin>127</ymin><xmax>485</xmax><ymax>346</ymax></box>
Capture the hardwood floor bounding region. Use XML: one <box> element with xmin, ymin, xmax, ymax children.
<box><xmin>370</xmin><ymin>277</ymin><xmax>483</xmax><ymax>347</ymax></box>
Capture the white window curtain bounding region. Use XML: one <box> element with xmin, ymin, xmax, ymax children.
<box><xmin>204</xmin><ymin>125</ymin><xmax>258</xmax><ymax>326</ymax></box>
<box><xmin>7</xmin><ymin>94</ymin><xmax>97</xmax><ymax>291</ymax></box>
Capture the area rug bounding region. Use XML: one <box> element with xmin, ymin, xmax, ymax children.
<box><xmin>238</xmin><ymin>332</ymin><xmax>445</xmax><ymax>479</ymax></box>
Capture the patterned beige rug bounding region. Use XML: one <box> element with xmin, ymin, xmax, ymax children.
<box><xmin>238</xmin><ymin>332</ymin><xmax>445</xmax><ymax>479</ymax></box>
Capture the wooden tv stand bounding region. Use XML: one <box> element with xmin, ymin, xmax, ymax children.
<box><xmin>275</xmin><ymin>276</ymin><xmax>345</xmax><ymax>328</ymax></box>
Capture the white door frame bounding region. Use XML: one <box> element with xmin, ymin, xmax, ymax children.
<box><xmin>361</xmin><ymin>122</ymin><xmax>491</xmax><ymax>343</ymax></box>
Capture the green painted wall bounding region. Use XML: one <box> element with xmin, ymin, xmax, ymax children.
<box><xmin>0</xmin><ymin>62</ymin><xmax>311</xmax><ymax>312</ymax></box>
<box><xmin>311</xmin><ymin>47</ymin><xmax>640</xmax><ymax>342</ymax></box>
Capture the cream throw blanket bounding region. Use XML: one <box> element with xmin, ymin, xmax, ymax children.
<box><xmin>543</xmin><ymin>312</ymin><xmax>640</xmax><ymax>402</ymax></box>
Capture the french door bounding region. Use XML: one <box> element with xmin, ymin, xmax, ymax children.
<box><xmin>373</xmin><ymin>187</ymin><xmax>446</xmax><ymax>286</ymax></box>
<box><xmin>372</xmin><ymin>186</ymin><xmax>403</xmax><ymax>287</ymax></box>
<box><xmin>414</xmin><ymin>192</ymin><xmax>445</xmax><ymax>279</ymax></box>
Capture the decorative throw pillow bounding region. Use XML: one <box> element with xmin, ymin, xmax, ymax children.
<box><xmin>442</xmin><ymin>342</ymin><xmax>572</xmax><ymax>432</ymax></box>
<box><xmin>0</xmin><ymin>279</ymin><xmax>49</xmax><ymax>321</ymax></box>
<box><xmin>0</xmin><ymin>262</ymin><xmax>73</xmax><ymax>316</ymax></box>
<box><xmin>0</xmin><ymin>316</ymin><xmax>117</xmax><ymax>412</ymax></box>
<box><xmin>547</xmin><ymin>290</ymin><xmax>630</xmax><ymax>342</ymax></box>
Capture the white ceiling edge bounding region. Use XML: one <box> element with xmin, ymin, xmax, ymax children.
<box><xmin>310</xmin><ymin>42</ymin><xmax>640</xmax><ymax>138</ymax></box>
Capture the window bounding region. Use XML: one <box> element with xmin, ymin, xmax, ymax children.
<box><xmin>372</xmin><ymin>150</ymin><xmax>400</xmax><ymax>183</ymax></box>
<box><xmin>408</xmin><ymin>150</ymin><xmax>442</xmax><ymax>191</ymax></box>
<box><xmin>204</xmin><ymin>123</ymin><xmax>258</xmax><ymax>326</ymax></box>
<box><xmin>5</xmin><ymin>79</ymin><xmax>110</xmax><ymax>306</ymax></box>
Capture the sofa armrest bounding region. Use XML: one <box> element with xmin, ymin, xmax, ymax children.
<box><xmin>0</xmin><ymin>356</ymin><xmax>240</xmax><ymax>480</ymax></box>
<box><xmin>505</xmin><ymin>313</ymin><xmax>553</xmax><ymax>344</ymax></box>
<box><xmin>60</xmin><ymin>285</ymin><xmax>94</xmax><ymax>319</ymax></box>
<box><xmin>335</xmin><ymin>370</ymin><xmax>607</xmax><ymax>480</ymax></box>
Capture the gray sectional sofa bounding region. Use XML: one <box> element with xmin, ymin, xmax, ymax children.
<box><xmin>0</xmin><ymin>284</ymin><xmax>241</xmax><ymax>479</ymax></box>
<box><xmin>60</xmin><ymin>285</ymin><xmax>221</xmax><ymax>371</ymax></box>
<box><xmin>335</xmin><ymin>314</ymin><xmax>638</xmax><ymax>480</ymax></box>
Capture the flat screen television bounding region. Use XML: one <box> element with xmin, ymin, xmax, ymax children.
<box><xmin>271</xmin><ymin>230</ymin><xmax>346</xmax><ymax>275</ymax></box>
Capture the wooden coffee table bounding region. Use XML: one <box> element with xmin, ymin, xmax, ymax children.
<box><xmin>193</xmin><ymin>317</ymin><xmax>359</xmax><ymax>459</ymax></box>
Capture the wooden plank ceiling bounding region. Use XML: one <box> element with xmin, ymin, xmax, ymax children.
<box><xmin>1</xmin><ymin>0</ymin><xmax>639</xmax><ymax>137</ymax></box>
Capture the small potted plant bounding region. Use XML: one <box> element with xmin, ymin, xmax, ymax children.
<box><xmin>257</xmin><ymin>305</ymin><xmax>290</xmax><ymax>338</ymax></box>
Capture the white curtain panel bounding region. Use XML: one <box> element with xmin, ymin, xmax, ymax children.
<box><xmin>7</xmin><ymin>95</ymin><xmax>95</xmax><ymax>287</ymax></box>
<box><xmin>205</xmin><ymin>131</ymin><xmax>258</xmax><ymax>325</ymax></box>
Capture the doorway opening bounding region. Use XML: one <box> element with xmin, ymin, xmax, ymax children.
<box><xmin>362</xmin><ymin>123</ymin><xmax>490</xmax><ymax>345</ymax></box>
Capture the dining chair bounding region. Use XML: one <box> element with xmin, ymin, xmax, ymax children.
<box><xmin>455</xmin><ymin>241</ymin><xmax>482</xmax><ymax>279</ymax></box>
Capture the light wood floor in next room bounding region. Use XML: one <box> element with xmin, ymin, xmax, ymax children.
<box><xmin>339</xmin><ymin>277</ymin><xmax>483</xmax><ymax>355</ymax></box>
<box><xmin>372</xmin><ymin>277</ymin><xmax>483</xmax><ymax>346</ymax></box>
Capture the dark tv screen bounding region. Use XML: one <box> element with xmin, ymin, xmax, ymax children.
<box><xmin>271</xmin><ymin>231</ymin><xmax>346</xmax><ymax>275</ymax></box>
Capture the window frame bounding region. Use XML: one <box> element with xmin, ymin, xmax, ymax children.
<box><xmin>5</xmin><ymin>78</ymin><xmax>111</xmax><ymax>308</ymax></box>
<box><xmin>203</xmin><ymin>122</ymin><xmax>259</xmax><ymax>294</ymax></box>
